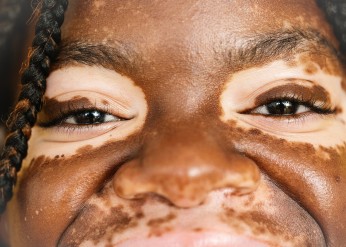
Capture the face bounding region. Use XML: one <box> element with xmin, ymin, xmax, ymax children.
<box><xmin>2</xmin><ymin>0</ymin><xmax>346</xmax><ymax>246</ymax></box>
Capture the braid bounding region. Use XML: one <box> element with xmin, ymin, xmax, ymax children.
<box><xmin>0</xmin><ymin>0</ymin><xmax>68</xmax><ymax>213</ymax></box>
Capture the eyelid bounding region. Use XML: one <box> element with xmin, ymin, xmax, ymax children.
<box><xmin>258</xmin><ymin>83</ymin><xmax>330</xmax><ymax>105</ymax></box>
<box><xmin>37</xmin><ymin>93</ymin><xmax>136</xmax><ymax>128</ymax></box>
<box><xmin>236</xmin><ymin>82</ymin><xmax>335</xmax><ymax>114</ymax></box>
<box><xmin>220</xmin><ymin>79</ymin><xmax>340</xmax><ymax>134</ymax></box>
<box><xmin>35</xmin><ymin>97</ymin><xmax>137</xmax><ymax>142</ymax></box>
<box><xmin>235</xmin><ymin>112</ymin><xmax>335</xmax><ymax>135</ymax></box>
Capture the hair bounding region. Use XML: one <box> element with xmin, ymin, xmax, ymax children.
<box><xmin>0</xmin><ymin>0</ymin><xmax>346</xmax><ymax>214</ymax></box>
<box><xmin>0</xmin><ymin>0</ymin><xmax>68</xmax><ymax>213</ymax></box>
<box><xmin>316</xmin><ymin>0</ymin><xmax>346</xmax><ymax>54</ymax></box>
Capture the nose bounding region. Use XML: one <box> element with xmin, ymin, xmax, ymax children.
<box><xmin>113</xmin><ymin>127</ymin><xmax>260</xmax><ymax>208</ymax></box>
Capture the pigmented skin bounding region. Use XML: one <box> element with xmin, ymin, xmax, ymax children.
<box><xmin>2</xmin><ymin>0</ymin><xmax>346</xmax><ymax>247</ymax></box>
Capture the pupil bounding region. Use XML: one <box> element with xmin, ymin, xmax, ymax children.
<box><xmin>266</xmin><ymin>101</ymin><xmax>298</xmax><ymax>115</ymax></box>
<box><xmin>75</xmin><ymin>111</ymin><xmax>105</xmax><ymax>124</ymax></box>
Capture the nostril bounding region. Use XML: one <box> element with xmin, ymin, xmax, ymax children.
<box><xmin>113</xmin><ymin>159</ymin><xmax>153</xmax><ymax>200</ymax></box>
<box><xmin>113</xmin><ymin>153</ymin><xmax>261</xmax><ymax>208</ymax></box>
<box><xmin>220</xmin><ymin>157</ymin><xmax>261</xmax><ymax>195</ymax></box>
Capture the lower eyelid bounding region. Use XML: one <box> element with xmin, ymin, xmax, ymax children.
<box><xmin>53</xmin><ymin>120</ymin><xmax>124</xmax><ymax>135</ymax></box>
<box><xmin>234</xmin><ymin>112</ymin><xmax>335</xmax><ymax>134</ymax></box>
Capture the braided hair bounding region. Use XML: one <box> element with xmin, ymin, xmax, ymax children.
<box><xmin>0</xmin><ymin>0</ymin><xmax>68</xmax><ymax>213</ymax></box>
<box><xmin>0</xmin><ymin>0</ymin><xmax>346</xmax><ymax>215</ymax></box>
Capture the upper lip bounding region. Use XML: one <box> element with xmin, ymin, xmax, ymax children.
<box><xmin>116</xmin><ymin>230</ymin><xmax>273</xmax><ymax>247</ymax></box>
<box><xmin>57</xmin><ymin>188</ymin><xmax>326</xmax><ymax>247</ymax></box>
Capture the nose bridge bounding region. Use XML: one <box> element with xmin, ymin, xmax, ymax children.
<box><xmin>143</xmin><ymin>123</ymin><xmax>222</xmax><ymax>174</ymax></box>
<box><xmin>113</xmin><ymin>123</ymin><xmax>260</xmax><ymax>208</ymax></box>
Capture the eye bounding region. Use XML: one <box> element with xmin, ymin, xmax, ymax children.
<box><xmin>63</xmin><ymin>110</ymin><xmax>121</xmax><ymax>125</ymax></box>
<box><xmin>252</xmin><ymin>100</ymin><xmax>311</xmax><ymax>116</ymax></box>
<box><xmin>221</xmin><ymin>81</ymin><xmax>340</xmax><ymax>134</ymax></box>
<box><xmin>39</xmin><ymin>108</ymin><xmax>126</xmax><ymax>128</ymax></box>
<box><xmin>37</xmin><ymin>104</ymin><xmax>132</xmax><ymax>141</ymax></box>
<box><xmin>235</xmin><ymin>96</ymin><xmax>337</xmax><ymax>134</ymax></box>
<box><xmin>244</xmin><ymin>93</ymin><xmax>335</xmax><ymax>118</ymax></box>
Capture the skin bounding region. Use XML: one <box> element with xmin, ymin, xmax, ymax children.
<box><xmin>2</xmin><ymin>0</ymin><xmax>346</xmax><ymax>246</ymax></box>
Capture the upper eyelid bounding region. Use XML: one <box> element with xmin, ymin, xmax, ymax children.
<box><xmin>38</xmin><ymin>107</ymin><xmax>128</xmax><ymax>128</ymax></box>
<box><xmin>37</xmin><ymin>95</ymin><xmax>135</xmax><ymax>127</ymax></box>
<box><xmin>241</xmin><ymin>97</ymin><xmax>334</xmax><ymax>116</ymax></box>
<box><xmin>252</xmin><ymin>83</ymin><xmax>332</xmax><ymax>107</ymax></box>
<box><xmin>42</xmin><ymin>93</ymin><xmax>135</xmax><ymax>115</ymax></box>
<box><xmin>235</xmin><ymin>84</ymin><xmax>335</xmax><ymax>116</ymax></box>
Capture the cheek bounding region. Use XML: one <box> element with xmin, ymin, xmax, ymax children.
<box><xmin>219</xmin><ymin>180</ymin><xmax>323</xmax><ymax>245</ymax></box>
<box><xmin>10</xmin><ymin>137</ymin><xmax>141</xmax><ymax>246</ymax></box>
<box><xmin>58</xmin><ymin>183</ymin><xmax>144</xmax><ymax>246</ymax></box>
<box><xmin>223</xmin><ymin>122</ymin><xmax>346</xmax><ymax>241</ymax></box>
<box><xmin>12</xmin><ymin>156</ymin><xmax>102</xmax><ymax>246</ymax></box>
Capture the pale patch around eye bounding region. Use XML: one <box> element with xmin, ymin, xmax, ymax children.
<box><xmin>33</xmin><ymin>66</ymin><xmax>148</xmax><ymax>144</ymax></box>
<box><xmin>36</xmin><ymin>92</ymin><xmax>135</xmax><ymax>142</ymax></box>
<box><xmin>219</xmin><ymin>60</ymin><xmax>346</xmax><ymax>146</ymax></box>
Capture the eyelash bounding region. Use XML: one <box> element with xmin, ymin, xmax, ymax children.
<box><xmin>38</xmin><ymin>103</ymin><xmax>123</xmax><ymax>129</ymax></box>
<box><xmin>38</xmin><ymin>91</ymin><xmax>336</xmax><ymax>132</ymax></box>
<box><xmin>243</xmin><ymin>93</ymin><xmax>335</xmax><ymax>117</ymax></box>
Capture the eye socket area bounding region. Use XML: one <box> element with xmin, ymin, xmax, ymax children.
<box><xmin>34</xmin><ymin>66</ymin><xmax>148</xmax><ymax>142</ymax></box>
<box><xmin>35</xmin><ymin>92</ymin><xmax>143</xmax><ymax>142</ymax></box>
<box><xmin>220</xmin><ymin>79</ymin><xmax>342</xmax><ymax>134</ymax></box>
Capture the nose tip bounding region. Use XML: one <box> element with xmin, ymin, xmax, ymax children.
<box><xmin>113</xmin><ymin>146</ymin><xmax>260</xmax><ymax>208</ymax></box>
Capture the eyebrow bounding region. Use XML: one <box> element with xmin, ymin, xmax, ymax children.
<box><xmin>52</xmin><ymin>29</ymin><xmax>343</xmax><ymax>75</ymax></box>
<box><xmin>226</xmin><ymin>29</ymin><xmax>343</xmax><ymax>71</ymax></box>
<box><xmin>52</xmin><ymin>40</ymin><xmax>140</xmax><ymax>76</ymax></box>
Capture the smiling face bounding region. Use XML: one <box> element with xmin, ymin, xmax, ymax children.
<box><xmin>3</xmin><ymin>0</ymin><xmax>346</xmax><ymax>246</ymax></box>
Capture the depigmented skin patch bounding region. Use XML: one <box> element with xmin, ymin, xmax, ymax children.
<box><xmin>12</xmin><ymin>134</ymin><xmax>143</xmax><ymax>246</ymax></box>
<box><xmin>11</xmin><ymin>118</ymin><xmax>345</xmax><ymax>246</ymax></box>
<box><xmin>3</xmin><ymin>0</ymin><xmax>346</xmax><ymax>247</ymax></box>
<box><xmin>60</xmin><ymin>205</ymin><xmax>133</xmax><ymax>246</ymax></box>
<box><xmin>222</xmin><ymin>121</ymin><xmax>346</xmax><ymax>246</ymax></box>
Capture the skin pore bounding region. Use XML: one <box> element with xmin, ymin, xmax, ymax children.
<box><xmin>2</xmin><ymin>0</ymin><xmax>346</xmax><ymax>246</ymax></box>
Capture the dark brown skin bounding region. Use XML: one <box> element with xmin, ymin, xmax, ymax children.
<box><xmin>2</xmin><ymin>0</ymin><xmax>346</xmax><ymax>246</ymax></box>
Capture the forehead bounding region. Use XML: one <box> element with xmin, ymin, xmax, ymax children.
<box><xmin>62</xmin><ymin>0</ymin><xmax>337</xmax><ymax>47</ymax></box>
<box><xmin>56</xmin><ymin>0</ymin><xmax>342</xmax><ymax>116</ymax></box>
